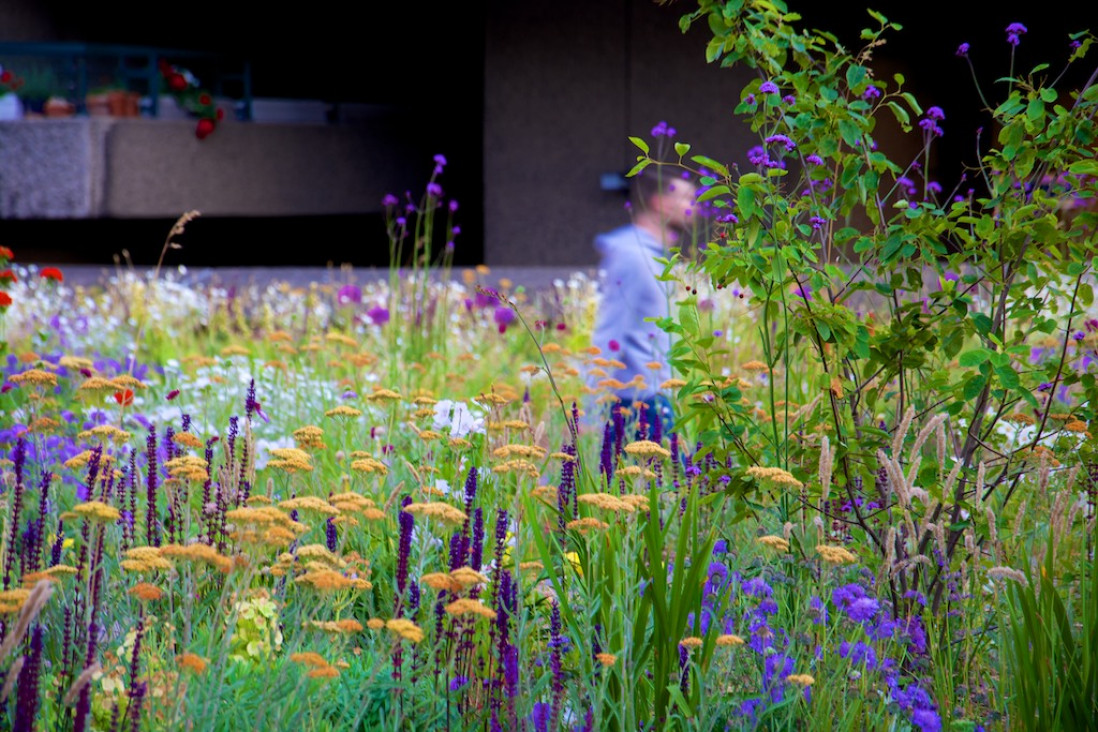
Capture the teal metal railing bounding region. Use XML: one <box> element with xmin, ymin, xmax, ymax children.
<box><xmin>0</xmin><ymin>42</ymin><xmax>252</xmax><ymax>120</ymax></box>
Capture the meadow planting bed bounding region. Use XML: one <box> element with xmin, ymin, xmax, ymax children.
<box><xmin>1</xmin><ymin>2</ymin><xmax>1098</xmax><ymax>730</ymax></box>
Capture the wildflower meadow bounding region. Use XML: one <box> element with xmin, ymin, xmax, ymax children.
<box><xmin>0</xmin><ymin>2</ymin><xmax>1097</xmax><ymax>730</ymax></box>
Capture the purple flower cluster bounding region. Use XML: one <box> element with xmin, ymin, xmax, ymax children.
<box><xmin>1006</xmin><ymin>22</ymin><xmax>1027</xmax><ymax>47</ymax></box>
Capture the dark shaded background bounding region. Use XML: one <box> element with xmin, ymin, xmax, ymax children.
<box><xmin>8</xmin><ymin>0</ymin><xmax>1098</xmax><ymax>267</ymax></box>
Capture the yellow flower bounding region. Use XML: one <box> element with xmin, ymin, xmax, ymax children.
<box><xmin>745</xmin><ymin>465</ymin><xmax>803</xmax><ymax>488</ymax></box>
<box><xmin>385</xmin><ymin>618</ymin><xmax>425</xmax><ymax>643</ymax></box>
<box><xmin>325</xmin><ymin>405</ymin><xmax>363</xmax><ymax>419</ymax></box>
<box><xmin>72</xmin><ymin>501</ymin><xmax>121</xmax><ymax>524</ymax></box>
<box><xmin>127</xmin><ymin>582</ymin><xmax>164</xmax><ymax>602</ymax></box>
<box><xmin>679</xmin><ymin>636</ymin><xmax>704</xmax><ymax>649</ymax></box>
<box><xmin>715</xmin><ymin>634</ymin><xmax>745</xmax><ymax>647</ymax></box>
<box><xmin>757</xmin><ymin>535</ymin><xmax>791</xmax><ymax>552</ymax></box>
<box><xmin>10</xmin><ymin>369</ymin><xmax>58</xmax><ymax>387</ymax></box>
<box><xmin>450</xmin><ymin>567</ymin><xmax>490</xmax><ymax>587</ymax></box>
<box><xmin>172</xmin><ymin>432</ymin><xmax>205</xmax><ymax>449</ymax></box>
<box><xmin>279</xmin><ymin>497</ymin><xmax>339</xmax><ymax>516</ymax></box>
<box><xmin>177</xmin><ymin>653</ymin><xmax>208</xmax><ymax>674</ymax></box>
<box><xmin>623</xmin><ymin>440</ymin><xmax>671</xmax><ymax>459</ymax></box>
<box><xmin>290</xmin><ymin>651</ymin><xmax>329</xmax><ymax>668</ymax></box>
<box><xmin>402</xmin><ymin>502</ymin><xmax>468</xmax><ymax>525</ymax></box>
<box><xmin>158</xmin><ymin>543</ymin><xmax>233</xmax><ymax>572</ymax></box>
<box><xmin>445</xmin><ymin>598</ymin><xmax>498</xmax><ymax>620</ymax></box>
<box><xmin>350</xmin><ymin>457</ymin><xmax>388</xmax><ymax>475</ymax></box>
<box><xmin>565</xmin><ymin>517</ymin><xmax>609</xmax><ymax>534</ymax></box>
<box><xmin>816</xmin><ymin>544</ymin><xmax>857</xmax><ymax>565</ymax></box>
<box><xmin>563</xmin><ymin>552</ymin><xmax>583</xmax><ymax>578</ymax></box>
<box><xmin>596</xmin><ymin>652</ymin><xmax>617</xmax><ymax>667</ymax></box>
<box><xmin>786</xmin><ymin>673</ymin><xmax>815</xmax><ymax>687</ymax></box>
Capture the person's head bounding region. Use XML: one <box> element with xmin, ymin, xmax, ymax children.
<box><xmin>630</xmin><ymin>168</ymin><xmax>699</xmax><ymax>237</ymax></box>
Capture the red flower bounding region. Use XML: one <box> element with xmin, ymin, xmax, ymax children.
<box><xmin>0</xmin><ymin>71</ymin><xmax>11</xmax><ymax>84</ymax></box>
<box><xmin>40</xmin><ymin>267</ymin><xmax>63</xmax><ymax>283</ymax></box>
<box><xmin>166</xmin><ymin>389</ymin><xmax>180</xmax><ymax>401</ymax></box>
<box><xmin>198</xmin><ymin>93</ymin><xmax>211</xmax><ymax>106</ymax></box>
<box><xmin>168</xmin><ymin>73</ymin><xmax>187</xmax><ymax>92</ymax></box>
<box><xmin>195</xmin><ymin>118</ymin><xmax>216</xmax><ymax>140</ymax></box>
<box><xmin>0</xmin><ymin>246</ymin><xmax>12</xmax><ymax>260</ymax></box>
<box><xmin>0</xmin><ymin>269</ymin><xmax>16</xmax><ymax>283</ymax></box>
<box><xmin>215</xmin><ymin>107</ymin><xmax>224</xmax><ymax>121</ymax></box>
<box><xmin>114</xmin><ymin>389</ymin><xmax>134</xmax><ymax>406</ymax></box>
<box><xmin>0</xmin><ymin>292</ymin><xmax>11</xmax><ymax>308</ymax></box>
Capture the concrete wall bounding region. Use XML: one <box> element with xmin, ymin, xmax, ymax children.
<box><xmin>0</xmin><ymin>114</ymin><xmax>425</xmax><ymax>219</ymax></box>
<box><xmin>483</xmin><ymin>0</ymin><xmax>756</xmax><ymax>266</ymax></box>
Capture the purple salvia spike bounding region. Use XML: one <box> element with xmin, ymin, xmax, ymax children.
<box><xmin>470</xmin><ymin>508</ymin><xmax>485</xmax><ymax>571</ymax></box>
<box><xmin>12</xmin><ymin>624</ymin><xmax>44</xmax><ymax>732</ymax></box>
<box><xmin>599</xmin><ymin>422</ymin><xmax>614</xmax><ymax>487</ymax></box>
<box><xmin>11</xmin><ymin>437</ymin><xmax>27</xmax><ymax>490</ymax></box>
<box><xmin>549</xmin><ymin>601</ymin><xmax>564</xmax><ymax>731</ymax></box>
<box><xmin>613</xmin><ymin>404</ymin><xmax>625</xmax><ymax>459</ymax></box>
<box><xmin>395</xmin><ymin>495</ymin><xmax>414</xmax><ymax>611</ymax></box>
<box><xmin>145</xmin><ymin>428</ymin><xmax>160</xmax><ymax>547</ymax></box>
<box><xmin>3</xmin><ymin>474</ymin><xmax>24</xmax><ymax>588</ymax></box>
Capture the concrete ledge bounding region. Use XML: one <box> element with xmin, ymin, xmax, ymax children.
<box><xmin>0</xmin><ymin>115</ymin><xmax>419</xmax><ymax>219</ymax></box>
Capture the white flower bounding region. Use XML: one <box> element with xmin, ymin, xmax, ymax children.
<box><xmin>432</xmin><ymin>400</ymin><xmax>484</xmax><ymax>439</ymax></box>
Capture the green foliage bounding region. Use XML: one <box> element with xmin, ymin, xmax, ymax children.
<box><xmin>1001</xmin><ymin>534</ymin><xmax>1098</xmax><ymax>730</ymax></box>
<box><xmin>645</xmin><ymin>0</ymin><xmax>1098</xmax><ymax>615</ymax></box>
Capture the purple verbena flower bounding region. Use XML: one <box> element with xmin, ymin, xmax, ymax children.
<box><xmin>759</xmin><ymin>80</ymin><xmax>779</xmax><ymax>94</ymax></box>
<box><xmin>1006</xmin><ymin>22</ymin><xmax>1027</xmax><ymax>47</ymax></box>
<box><xmin>956</xmin><ymin>42</ymin><xmax>970</xmax><ymax>57</ymax></box>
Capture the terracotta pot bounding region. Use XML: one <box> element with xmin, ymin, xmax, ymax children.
<box><xmin>85</xmin><ymin>93</ymin><xmax>110</xmax><ymax>116</ymax></box>
<box><xmin>107</xmin><ymin>90</ymin><xmax>140</xmax><ymax>117</ymax></box>
<box><xmin>43</xmin><ymin>97</ymin><xmax>75</xmax><ymax>117</ymax></box>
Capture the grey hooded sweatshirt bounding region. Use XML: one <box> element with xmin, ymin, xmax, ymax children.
<box><xmin>587</xmin><ymin>223</ymin><xmax>673</xmax><ymax>414</ymax></box>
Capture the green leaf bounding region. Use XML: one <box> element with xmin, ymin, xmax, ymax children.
<box><xmin>738</xmin><ymin>186</ymin><xmax>756</xmax><ymax>219</ymax></box>
<box><xmin>697</xmin><ymin>184</ymin><xmax>731</xmax><ymax>203</ymax></box>
<box><xmin>691</xmin><ymin>155</ymin><xmax>729</xmax><ymax>177</ymax></box>
<box><xmin>674</xmin><ymin>142</ymin><xmax>691</xmax><ymax>158</ymax></box>
<box><xmin>995</xmin><ymin>365</ymin><xmax>1020</xmax><ymax>390</ymax></box>
<box><xmin>626</xmin><ymin>158</ymin><xmax>651</xmax><ymax>178</ymax></box>
<box><xmin>629</xmin><ymin>136</ymin><xmax>650</xmax><ymax>155</ymax></box>
<box><xmin>1068</xmin><ymin>159</ymin><xmax>1098</xmax><ymax>176</ymax></box>
<box><xmin>958</xmin><ymin>348</ymin><xmax>992</xmax><ymax>367</ymax></box>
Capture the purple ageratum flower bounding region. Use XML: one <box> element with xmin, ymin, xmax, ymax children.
<box><xmin>651</xmin><ymin>120</ymin><xmax>676</xmax><ymax>138</ymax></box>
<box><xmin>1006</xmin><ymin>22</ymin><xmax>1027</xmax><ymax>46</ymax></box>
<box><xmin>366</xmin><ymin>305</ymin><xmax>389</xmax><ymax>325</ymax></box>
<box><xmin>759</xmin><ymin>80</ymin><xmax>779</xmax><ymax>94</ymax></box>
<box><xmin>956</xmin><ymin>42</ymin><xmax>970</xmax><ymax>57</ymax></box>
<box><xmin>744</xmin><ymin>93</ymin><xmax>756</xmax><ymax>105</ymax></box>
<box><xmin>494</xmin><ymin>306</ymin><xmax>515</xmax><ymax>333</ymax></box>
<box><xmin>336</xmin><ymin>284</ymin><xmax>362</xmax><ymax>306</ymax></box>
<box><xmin>927</xmin><ymin>181</ymin><xmax>942</xmax><ymax>195</ymax></box>
<box><xmin>717</xmin><ymin>213</ymin><xmax>739</xmax><ymax>224</ymax></box>
<box><xmin>926</xmin><ymin>106</ymin><xmax>945</xmax><ymax>121</ymax></box>
<box><xmin>765</xmin><ymin>134</ymin><xmax>796</xmax><ymax>151</ymax></box>
<box><xmin>747</xmin><ymin>145</ymin><xmax>770</xmax><ymax>166</ymax></box>
<box><xmin>449</xmin><ymin>199</ymin><xmax>459</xmax><ymax>213</ymax></box>
<box><xmin>742</xmin><ymin>576</ymin><xmax>772</xmax><ymax>598</ymax></box>
<box><xmin>918</xmin><ymin>117</ymin><xmax>944</xmax><ymax>137</ymax></box>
